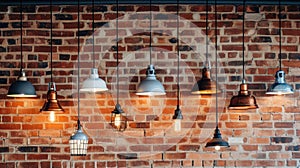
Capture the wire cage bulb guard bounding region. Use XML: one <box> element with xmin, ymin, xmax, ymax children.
<box><xmin>7</xmin><ymin>69</ymin><xmax>37</xmax><ymax>97</ymax></box>
<box><xmin>111</xmin><ymin>103</ymin><xmax>127</xmax><ymax>132</ymax></box>
<box><xmin>136</xmin><ymin>64</ymin><xmax>166</xmax><ymax>96</ymax></box>
<box><xmin>69</xmin><ymin>0</ymin><xmax>88</xmax><ymax>156</ymax></box>
<box><xmin>266</xmin><ymin>70</ymin><xmax>293</xmax><ymax>95</ymax></box>
<box><xmin>80</xmin><ymin>68</ymin><xmax>108</xmax><ymax>93</ymax></box>
<box><xmin>69</xmin><ymin>120</ymin><xmax>89</xmax><ymax>156</ymax></box>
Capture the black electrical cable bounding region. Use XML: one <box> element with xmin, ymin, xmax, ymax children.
<box><xmin>214</xmin><ymin>0</ymin><xmax>218</xmax><ymax>126</ymax></box>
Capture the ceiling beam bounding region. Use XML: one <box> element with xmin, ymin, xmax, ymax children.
<box><xmin>1</xmin><ymin>0</ymin><xmax>300</xmax><ymax>5</ymax></box>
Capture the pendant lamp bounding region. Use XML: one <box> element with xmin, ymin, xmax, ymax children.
<box><xmin>172</xmin><ymin>0</ymin><xmax>183</xmax><ymax>132</ymax></box>
<box><xmin>40</xmin><ymin>0</ymin><xmax>64</xmax><ymax>122</ymax></box>
<box><xmin>266</xmin><ymin>0</ymin><xmax>293</xmax><ymax>95</ymax></box>
<box><xmin>69</xmin><ymin>0</ymin><xmax>88</xmax><ymax>156</ymax></box>
<box><xmin>191</xmin><ymin>0</ymin><xmax>220</xmax><ymax>95</ymax></box>
<box><xmin>136</xmin><ymin>0</ymin><xmax>166</xmax><ymax>96</ymax></box>
<box><xmin>228</xmin><ymin>0</ymin><xmax>259</xmax><ymax>110</ymax></box>
<box><xmin>80</xmin><ymin>0</ymin><xmax>108</xmax><ymax>93</ymax></box>
<box><xmin>205</xmin><ymin>0</ymin><xmax>230</xmax><ymax>150</ymax></box>
<box><xmin>111</xmin><ymin>0</ymin><xmax>127</xmax><ymax>132</ymax></box>
<box><xmin>7</xmin><ymin>0</ymin><xmax>37</xmax><ymax>98</ymax></box>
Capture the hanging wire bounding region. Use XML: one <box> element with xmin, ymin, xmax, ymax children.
<box><xmin>116</xmin><ymin>0</ymin><xmax>119</xmax><ymax>104</ymax></box>
<box><xmin>278</xmin><ymin>0</ymin><xmax>282</xmax><ymax>70</ymax></box>
<box><xmin>77</xmin><ymin>0</ymin><xmax>81</xmax><ymax>121</ymax></box>
<box><xmin>92</xmin><ymin>0</ymin><xmax>95</xmax><ymax>68</ymax></box>
<box><xmin>205</xmin><ymin>0</ymin><xmax>209</xmax><ymax>67</ymax></box>
<box><xmin>50</xmin><ymin>0</ymin><xmax>53</xmax><ymax>82</ymax></box>
<box><xmin>242</xmin><ymin>0</ymin><xmax>245</xmax><ymax>80</ymax></box>
<box><xmin>214</xmin><ymin>0</ymin><xmax>218</xmax><ymax>125</ymax></box>
<box><xmin>176</xmin><ymin>0</ymin><xmax>180</xmax><ymax>106</ymax></box>
<box><xmin>149</xmin><ymin>0</ymin><xmax>152</xmax><ymax>65</ymax></box>
<box><xmin>20</xmin><ymin>0</ymin><xmax>23</xmax><ymax>70</ymax></box>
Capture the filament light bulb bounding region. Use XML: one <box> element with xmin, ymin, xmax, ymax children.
<box><xmin>174</xmin><ymin>119</ymin><xmax>181</xmax><ymax>132</ymax></box>
<box><xmin>49</xmin><ymin>111</ymin><xmax>55</xmax><ymax>122</ymax></box>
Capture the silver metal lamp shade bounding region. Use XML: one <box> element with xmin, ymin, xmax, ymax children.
<box><xmin>40</xmin><ymin>82</ymin><xmax>64</xmax><ymax>112</ymax></box>
<box><xmin>80</xmin><ymin>68</ymin><xmax>108</xmax><ymax>92</ymax></box>
<box><xmin>136</xmin><ymin>64</ymin><xmax>166</xmax><ymax>96</ymax></box>
<box><xmin>266</xmin><ymin>70</ymin><xmax>293</xmax><ymax>95</ymax></box>
<box><xmin>7</xmin><ymin>69</ymin><xmax>37</xmax><ymax>98</ymax></box>
<box><xmin>205</xmin><ymin>126</ymin><xmax>230</xmax><ymax>150</ymax></box>
<box><xmin>69</xmin><ymin>120</ymin><xmax>89</xmax><ymax>156</ymax></box>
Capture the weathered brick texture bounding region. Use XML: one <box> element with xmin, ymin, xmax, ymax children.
<box><xmin>0</xmin><ymin>3</ymin><xmax>300</xmax><ymax>167</ymax></box>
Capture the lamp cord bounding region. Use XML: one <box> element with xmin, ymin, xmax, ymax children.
<box><xmin>176</xmin><ymin>0</ymin><xmax>180</xmax><ymax>106</ymax></box>
<box><xmin>242</xmin><ymin>0</ymin><xmax>245</xmax><ymax>80</ymax></box>
<box><xmin>50</xmin><ymin>0</ymin><xmax>53</xmax><ymax>82</ymax></box>
<box><xmin>77</xmin><ymin>0</ymin><xmax>80</xmax><ymax>122</ymax></box>
<box><xmin>20</xmin><ymin>0</ymin><xmax>23</xmax><ymax>70</ymax></box>
<box><xmin>214</xmin><ymin>0</ymin><xmax>218</xmax><ymax>126</ymax></box>
<box><xmin>205</xmin><ymin>0</ymin><xmax>209</xmax><ymax>68</ymax></box>
<box><xmin>149</xmin><ymin>0</ymin><xmax>152</xmax><ymax>65</ymax></box>
<box><xmin>92</xmin><ymin>0</ymin><xmax>95</xmax><ymax>68</ymax></box>
<box><xmin>116</xmin><ymin>0</ymin><xmax>119</xmax><ymax>104</ymax></box>
<box><xmin>278</xmin><ymin>0</ymin><xmax>282</xmax><ymax>70</ymax></box>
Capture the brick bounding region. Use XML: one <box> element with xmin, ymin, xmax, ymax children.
<box><xmin>18</xmin><ymin>146</ymin><xmax>38</xmax><ymax>152</ymax></box>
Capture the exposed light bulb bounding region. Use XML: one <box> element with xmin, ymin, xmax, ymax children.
<box><xmin>215</xmin><ymin>145</ymin><xmax>221</xmax><ymax>151</ymax></box>
<box><xmin>174</xmin><ymin>119</ymin><xmax>181</xmax><ymax>132</ymax></box>
<box><xmin>114</xmin><ymin>114</ymin><xmax>121</xmax><ymax>129</ymax></box>
<box><xmin>49</xmin><ymin>111</ymin><xmax>55</xmax><ymax>122</ymax></box>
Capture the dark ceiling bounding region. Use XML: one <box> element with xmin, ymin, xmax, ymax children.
<box><xmin>0</xmin><ymin>0</ymin><xmax>300</xmax><ymax>5</ymax></box>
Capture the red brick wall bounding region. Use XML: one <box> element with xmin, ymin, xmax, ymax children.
<box><xmin>0</xmin><ymin>3</ymin><xmax>300</xmax><ymax>167</ymax></box>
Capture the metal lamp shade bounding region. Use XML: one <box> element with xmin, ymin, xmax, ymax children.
<box><xmin>111</xmin><ymin>103</ymin><xmax>127</xmax><ymax>131</ymax></box>
<box><xmin>80</xmin><ymin>68</ymin><xmax>108</xmax><ymax>93</ymax></box>
<box><xmin>228</xmin><ymin>80</ymin><xmax>258</xmax><ymax>110</ymax></box>
<box><xmin>7</xmin><ymin>69</ymin><xmax>37</xmax><ymax>98</ymax></box>
<box><xmin>266</xmin><ymin>70</ymin><xmax>294</xmax><ymax>95</ymax></box>
<box><xmin>191</xmin><ymin>68</ymin><xmax>221</xmax><ymax>94</ymax></box>
<box><xmin>205</xmin><ymin>126</ymin><xmax>230</xmax><ymax>150</ymax></box>
<box><xmin>136</xmin><ymin>65</ymin><xmax>166</xmax><ymax>96</ymax></box>
<box><xmin>40</xmin><ymin>82</ymin><xmax>64</xmax><ymax>112</ymax></box>
<box><xmin>69</xmin><ymin>124</ymin><xmax>88</xmax><ymax>156</ymax></box>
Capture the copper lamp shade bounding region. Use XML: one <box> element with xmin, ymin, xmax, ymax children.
<box><xmin>40</xmin><ymin>82</ymin><xmax>64</xmax><ymax>112</ymax></box>
<box><xmin>228</xmin><ymin>80</ymin><xmax>258</xmax><ymax>110</ymax></box>
<box><xmin>191</xmin><ymin>67</ymin><xmax>221</xmax><ymax>94</ymax></box>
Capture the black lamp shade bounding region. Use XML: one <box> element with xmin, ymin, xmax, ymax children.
<box><xmin>7</xmin><ymin>69</ymin><xmax>37</xmax><ymax>98</ymax></box>
<box><xmin>205</xmin><ymin>127</ymin><xmax>230</xmax><ymax>150</ymax></box>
